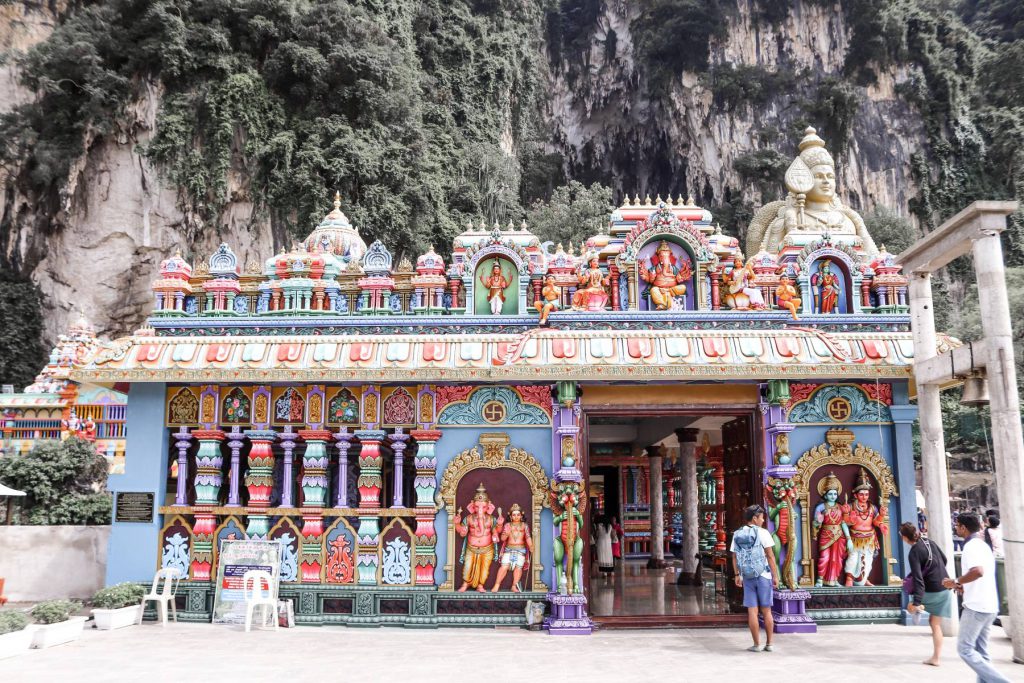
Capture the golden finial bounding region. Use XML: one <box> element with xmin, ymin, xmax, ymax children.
<box><xmin>568</xmin><ymin>243</ymin><xmax>576</xmax><ymax>256</ymax></box>
<box><xmin>633</xmin><ymin>194</ymin><xmax>641</xmax><ymax>205</ymax></box>
<box><xmin>675</xmin><ymin>194</ymin><xmax>684</xmax><ymax>205</ymax></box>
<box><xmin>644</xmin><ymin>194</ymin><xmax>652</xmax><ymax>206</ymax></box>
<box><xmin>556</xmin><ymin>242</ymin><xmax>564</xmax><ymax>253</ymax></box>
<box><xmin>686</xmin><ymin>195</ymin><xmax>694</xmax><ymax>206</ymax></box>
<box><xmin>520</xmin><ymin>219</ymin><xmax>528</xmax><ymax>229</ymax></box>
<box><xmin>333</xmin><ymin>191</ymin><xmax>341</xmax><ymax>211</ymax></box>
<box><xmin>655</xmin><ymin>193</ymin><xmax>663</xmax><ymax>205</ymax></box>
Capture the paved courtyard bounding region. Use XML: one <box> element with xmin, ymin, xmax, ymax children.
<box><xmin>1</xmin><ymin>621</ymin><xmax>1021</xmax><ymax>682</ymax></box>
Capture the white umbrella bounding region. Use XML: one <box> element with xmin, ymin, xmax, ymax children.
<box><xmin>0</xmin><ymin>482</ymin><xmax>24</xmax><ymax>497</ymax></box>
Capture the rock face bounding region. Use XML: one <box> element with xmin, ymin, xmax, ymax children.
<box><xmin>1</xmin><ymin>0</ymin><xmax>929</xmax><ymax>346</ymax></box>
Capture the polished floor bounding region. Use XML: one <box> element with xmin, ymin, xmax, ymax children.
<box><xmin>590</xmin><ymin>559</ymin><xmax>732</xmax><ymax>617</ymax></box>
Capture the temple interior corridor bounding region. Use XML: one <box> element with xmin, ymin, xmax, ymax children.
<box><xmin>585</xmin><ymin>409</ymin><xmax>757</xmax><ymax>621</ymax></box>
<box><xmin>589</xmin><ymin>559</ymin><xmax>731</xmax><ymax>617</ymax></box>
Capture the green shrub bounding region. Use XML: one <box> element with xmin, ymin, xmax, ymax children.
<box><xmin>31</xmin><ymin>600</ymin><xmax>81</xmax><ymax>625</ymax></box>
<box><xmin>91</xmin><ymin>583</ymin><xmax>146</xmax><ymax>610</ymax></box>
<box><xmin>0</xmin><ymin>611</ymin><xmax>30</xmax><ymax>635</ymax></box>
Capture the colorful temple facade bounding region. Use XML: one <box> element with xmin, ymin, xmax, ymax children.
<box><xmin>75</xmin><ymin>128</ymin><xmax>937</xmax><ymax>631</ymax></box>
<box><xmin>1</xmin><ymin>315</ymin><xmax>126</xmax><ymax>471</ymax></box>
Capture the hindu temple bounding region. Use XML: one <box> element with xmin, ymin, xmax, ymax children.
<box><xmin>72</xmin><ymin>127</ymin><xmax>932</xmax><ymax>631</ymax></box>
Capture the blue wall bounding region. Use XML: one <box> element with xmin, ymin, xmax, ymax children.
<box><xmin>105</xmin><ymin>383</ymin><xmax>169</xmax><ymax>585</ymax></box>
<box><xmin>432</xmin><ymin>427</ymin><xmax>553</xmax><ymax>588</ymax></box>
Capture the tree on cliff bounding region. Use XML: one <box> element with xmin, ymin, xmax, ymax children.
<box><xmin>0</xmin><ymin>439</ymin><xmax>112</xmax><ymax>525</ymax></box>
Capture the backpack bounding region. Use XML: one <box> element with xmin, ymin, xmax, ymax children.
<box><xmin>735</xmin><ymin>526</ymin><xmax>768</xmax><ymax>579</ymax></box>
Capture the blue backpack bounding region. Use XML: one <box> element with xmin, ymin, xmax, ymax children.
<box><xmin>735</xmin><ymin>526</ymin><xmax>768</xmax><ymax>579</ymax></box>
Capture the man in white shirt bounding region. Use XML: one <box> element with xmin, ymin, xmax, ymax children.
<box><xmin>731</xmin><ymin>504</ymin><xmax>780</xmax><ymax>652</ymax></box>
<box><xmin>943</xmin><ymin>513</ymin><xmax>1010</xmax><ymax>682</ymax></box>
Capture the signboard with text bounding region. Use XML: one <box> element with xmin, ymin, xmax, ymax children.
<box><xmin>211</xmin><ymin>539</ymin><xmax>283</xmax><ymax>625</ymax></box>
<box><xmin>114</xmin><ymin>492</ymin><xmax>155</xmax><ymax>523</ymax></box>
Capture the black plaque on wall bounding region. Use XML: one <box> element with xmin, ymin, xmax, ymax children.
<box><xmin>115</xmin><ymin>492</ymin><xmax>155</xmax><ymax>523</ymax></box>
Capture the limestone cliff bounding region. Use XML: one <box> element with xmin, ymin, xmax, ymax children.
<box><xmin>0</xmin><ymin>0</ymin><xmax>971</xmax><ymax>346</ymax></box>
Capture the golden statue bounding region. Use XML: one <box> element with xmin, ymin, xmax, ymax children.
<box><xmin>746</xmin><ymin>127</ymin><xmax>879</xmax><ymax>256</ymax></box>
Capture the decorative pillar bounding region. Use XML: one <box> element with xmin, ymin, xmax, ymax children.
<box><xmin>355</xmin><ymin>430</ymin><xmax>385</xmax><ymax>507</ymax></box>
<box><xmin>761</xmin><ymin>389</ymin><xmax>815</xmax><ymax>634</ymax></box>
<box><xmin>173</xmin><ymin>427</ymin><xmax>191</xmax><ymax>506</ymax></box>
<box><xmin>333</xmin><ymin>427</ymin><xmax>354</xmax><ymax>508</ymax></box>
<box><xmin>191</xmin><ymin>428</ymin><xmax>225</xmax><ymax>582</ymax></box>
<box><xmin>390</xmin><ymin>428</ymin><xmax>409</xmax><ymax>508</ymax></box>
<box><xmin>411</xmin><ymin>429</ymin><xmax>441</xmax><ymax>585</ymax></box>
<box><xmin>861</xmin><ymin>278</ymin><xmax>872</xmax><ymax>309</ymax></box>
<box><xmin>354</xmin><ymin>429</ymin><xmax>385</xmax><ymax>585</ymax></box>
<box><xmin>646</xmin><ymin>444</ymin><xmax>666</xmax><ymax>569</ymax></box>
<box><xmin>675</xmin><ymin>428</ymin><xmax>700</xmax><ymax>585</ymax></box>
<box><xmin>710</xmin><ymin>269</ymin><xmax>721</xmax><ymax>310</ymax></box>
<box><xmin>298</xmin><ymin>428</ymin><xmax>331</xmax><ymax>583</ymax></box>
<box><xmin>244</xmin><ymin>429</ymin><xmax>276</xmax><ymax>538</ymax></box>
<box><xmin>609</xmin><ymin>264</ymin><xmax>621</xmax><ymax>311</ymax></box>
<box><xmin>225</xmin><ymin>426</ymin><xmax>244</xmax><ymax>507</ymax></box>
<box><xmin>279</xmin><ymin>427</ymin><xmax>297</xmax><ymax>508</ymax></box>
<box><xmin>545</xmin><ymin>386</ymin><xmax>593</xmax><ymax>635</ymax></box>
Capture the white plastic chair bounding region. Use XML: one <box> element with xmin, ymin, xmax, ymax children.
<box><xmin>138</xmin><ymin>567</ymin><xmax>181</xmax><ymax>626</ymax></box>
<box><xmin>242</xmin><ymin>569</ymin><xmax>278</xmax><ymax>632</ymax></box>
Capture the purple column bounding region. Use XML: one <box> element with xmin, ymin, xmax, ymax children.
<box><xmin>174</xmin><ymin>427</ymin><xmax>192</xmax><ymax>506</ymax></box>
<box><xmin>334</xmin><ymin>427</ymin><xmax>354</xmax><ymax>508</ymax></box>
<box><xmin>280</xmin><ymin>426</ymin><xmax>297</xmax><ymax>507</ymax></box>
<box><xmin>390</xmin><ymin>428</ymin><xmax>409</xmax><ymax>508</ymax></box>
<box><xmin>226</xmin><ymin>426</ymin><xmax>244</xmax><ymax>507</ymax></box>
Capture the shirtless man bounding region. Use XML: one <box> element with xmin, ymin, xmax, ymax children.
<box><xmin>491</xmin><ymin>503</ymin><xmax>533</xmax><ymax>592</ymax></box>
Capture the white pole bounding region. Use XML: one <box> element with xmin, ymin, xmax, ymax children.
<box><xmin>972</xmin><ymin>233</ymin><xmax>1024</xmax><ymax>661</ymax></box>
<box><xmin>908</xmin><ymin>271</ymin><xmax>958</xmax><ymax>637</ymax></box>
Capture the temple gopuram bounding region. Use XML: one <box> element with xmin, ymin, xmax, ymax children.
<box><xmin>1</xmin><ymin>315</ymin><xmax>126</xmax><ymax>471</ymax></box>
<box><xmin>75</xmin><ymin>127</ymin><xmax>937</xmax><ymax>632</ymax></box>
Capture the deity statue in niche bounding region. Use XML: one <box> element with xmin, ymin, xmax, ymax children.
<box><xmin>775</xmin><ymin>275</ymin><xmax>802</xmax><ymax>320</ymax></box>
<box><xmin>812</xmin><ymin>472</ymin><xmax>853</xmax><ymax>587</ymax></box>
<box><xmin>811</xmin><ymin>259</ymin><xmax>842</xmax><ymax>314</ymax></box>
<box><xmin>550</xmin><ymin>480</ymin><xmax>585</xmax><ymax>594</ymax></box>
<box><xmin>766</xmin><ymin>478</ymin><xmax>798</xmax><ymax>590</ymax></box>
<box><xmin>746</xmin><ymin>127</ymin><xmax>879</xmax><ymax>256</ymax></box>
<box><xmin>639</xmin><ymin>241</ymin><xmax>692</xmax><ymax>310</ymax></box>
<box><xmin>722</xmin><ymin>256</ymin><xmax>766</xmax><ymax>310</ymax></box>
<box><xmin>480</xmin><ymin>259</ymin><xmax>511</xmax><ymax>315</ymax></box>
<box><xmin>534</xmin><ymin>276</ymin><xmax>560</xmax><ymax>325</ymax></box>
<box><xmin>453</xmin><ymin>483</ymin><xmax>500</xmax><ymax>592</ymax></box>
<box><xmin>571</xmin><ymin>255</ymin><xmax>609</xmax><ymax>311</ymax></box>
<box><xmin>491</xmin><ymin>503</ymin><xmax>533</xmax><ymax>592</ymax></box>
<box><xmin>843</xmin><ymin>467</ymin><xmax>888</xmax><ymax>586</ymax></box>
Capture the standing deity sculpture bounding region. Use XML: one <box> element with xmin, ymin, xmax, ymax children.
<box><xmin>534</xmin><ymin>276</ymin><xmax>561</xmax><ymax>325</ymax></box>
<box><xmin>812</xmin><ymin>472</ymin><xmax>853</xmax><ymax>587</ymax></box>
<box><xmin>766</xmin><ymin>478</ymin><xmax>798</xmax><ymax>590</ymax></box>
<box><xmin>491</xmin><ymin>503</ymin><xmax>533</xmax><ymax>592</ymax></box>
<box><xmin>571</xmin><ymin>255</ymin><xmax>609</xmax><ymax>311</ymax></box>
<box><xmin>550</xmin><ymin>481</ymin><xmax>585</xmax><ymax>594</ymax></box>
<box><xmin>639</xmin><ymin>241</ymin><xmax>692</xmax><ymax>310</ymax></box>
<box><xmin>722</xmin><ymin>256</ymin><xmax>766</xmax><ymax>310</ymax></box>
<box><xmin>745</xmin><ymin>127</ymin><xmax>879</xmax><ymax>256</ymax></box>
<box><xmin>811</xmin><ymin>259</ymin><xmax>841</xmax><ymax>314</ymax></box>
<box><xmin>843</xmin><ymin>468</ymin><xmax>888</xmax><ymax>586</ymax></box>
<box><xmin>480</xmin><ymin>260</ymin><xmax>510</xmax><ymax>315</ymax></box>
<box><xmin>453</xmin><ymin>483</ymin><xmax>500</xmax><ymax>592</ymax></box>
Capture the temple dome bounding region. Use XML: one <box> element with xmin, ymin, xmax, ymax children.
<box><xmin>159</xmin><ymin>251</ymin><xmax>192</xmax><ymax>280</ymax></box>
<box><xmin>303</xmin><ymin>192</ymin><xmax>367</xmax><ymax>263</ymax></box>
<box><xmin>416</xmin><ymin>246</ymin><xmax>445</xmax><ymax>276</ymax></box>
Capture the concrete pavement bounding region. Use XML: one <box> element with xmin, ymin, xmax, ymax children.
<box><xmin>1</xmin><ymin>621</ymin><xmax>1021</xmax><ymax>682</ymax></box>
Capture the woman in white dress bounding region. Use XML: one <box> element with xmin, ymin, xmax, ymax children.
<box><xmin>594</xmin><ymin>516</ymin><xmax>615</xmax><ymax>581</ymax></box>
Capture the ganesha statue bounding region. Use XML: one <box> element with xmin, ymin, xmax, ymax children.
<box><xmin>453</xmin><ymin>483</ymin><xmax>501</xmax><ymax>592</ymax></box>
<box><xmin>639</xmin><ymin>241</ymin><xmax>692</xmax><ymax>310</ymax></box>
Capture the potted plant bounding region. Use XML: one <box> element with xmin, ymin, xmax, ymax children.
<box><xmin>0</xmin><ymin>611</ymin><xmax>32</xmax><ymax>659</ymax></box>
<box><xmin>30</xmin><ymin>600</ymin><xmax>86</xmax><ymax>649</ymax></box>
<box><xmin>91</xmin><ymin>583</ymin><xmax>145</xmax><ymax>630</ymax></box>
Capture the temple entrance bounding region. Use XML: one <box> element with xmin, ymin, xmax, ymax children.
<box><xmin>582</xmin><ymin>409</ymin><xmax>759</xmax><ymax>626</ymax></box>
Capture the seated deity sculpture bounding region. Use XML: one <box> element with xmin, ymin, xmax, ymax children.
<box><xmin>571</xmin><ymin>255</ymin><xmax>609</xmax><ymax>311</ymax></box>
<box><xmin>722</xmin><ymin>256</ymin><xmax>765</xmax><ymax>311</ymax></box>
<box><xmin>746</xmin><ymin>127</ymin><xmax>879</xmax><ymax>256</ymax></box>
<box><xmin>639</xmin><ymin>241</ymin><xmax>692</xmax><ymax>310</ymax></box>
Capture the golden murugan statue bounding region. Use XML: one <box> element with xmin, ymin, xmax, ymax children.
<box><xmin>746</xmin><ymin>127</ymin><xmax>879</xmax><ymax>256</ymax></box>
